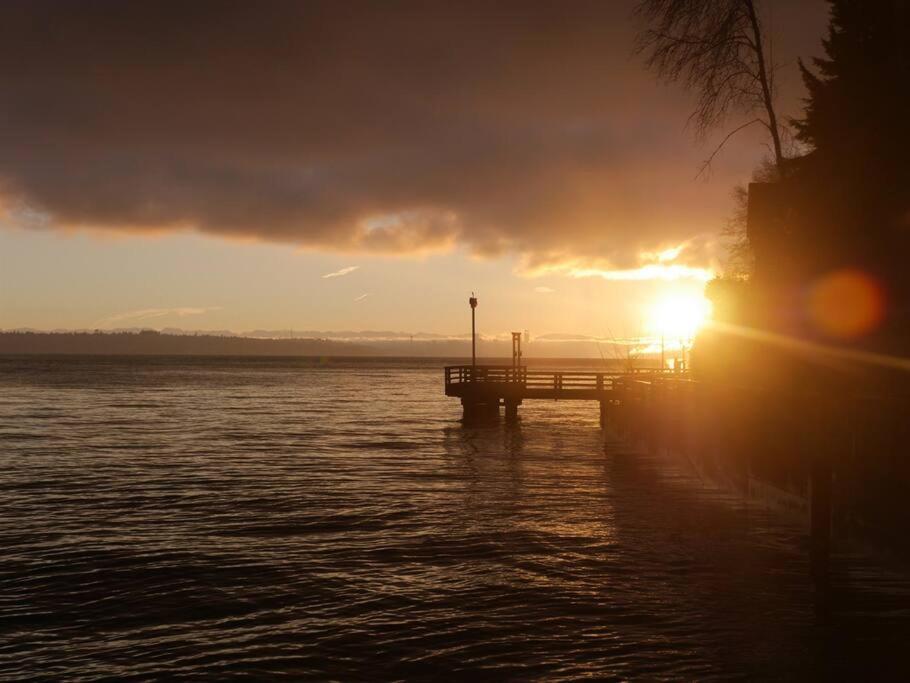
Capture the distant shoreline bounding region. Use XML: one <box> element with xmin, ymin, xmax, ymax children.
<box><xmin>0</xmin><ymin>331</ymin><xmax>646</xmax><ymax>361</ymax></box>
<box><xmin>0</xmin><ymin>352</ymin><xmax>633</xmax><ymax>368</ymax></box>
<box><xmin>0</xmin><ymin>330</ymin><xmax>369</xmax><ymax>357</ymax></box>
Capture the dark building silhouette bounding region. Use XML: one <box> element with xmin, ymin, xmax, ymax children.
<box><xmin>709</xmin><ymin>0</ymin><xmax>910</xmax><ymax>359</ymax></box>
<box><xmin>688</xmin><ymin>0</ymin><xmax>910</xmax><ymax>559</ymax></box>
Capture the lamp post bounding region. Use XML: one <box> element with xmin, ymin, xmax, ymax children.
<box><xmin>469</xmin><ymin>293</ymin><xmax>478</xmax><ymax>369</ymax></box>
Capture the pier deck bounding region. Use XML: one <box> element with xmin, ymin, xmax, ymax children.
<box><xmin>444</xmin><ymin>364</ymin><xmax>676</xmax><ymax>421</ymax></box>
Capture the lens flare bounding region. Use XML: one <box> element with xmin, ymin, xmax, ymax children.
<box><xmin>807</xmin><ymin>269</ymin><xmax>885</xmax><ymax>339</ymax></box>
<box><xmin>647</xmin><ymin>292</ymin><xmax>713</xmax><ymax>340</ymax></box>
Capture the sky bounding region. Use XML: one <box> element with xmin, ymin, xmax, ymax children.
<box><xmin>0</xmin><ymin>0</ymin><xmax>830</xmax><ymax>339</ymax></box>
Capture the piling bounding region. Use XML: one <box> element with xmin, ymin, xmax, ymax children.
<box><xmin>809</xmin><ymin>398</ymin><xmax>835</xmax><ymax>593</ymax></box>
<box><xmin>462</xmin><ymin>399</ymin><xmax>499</xmax><ymax>423</ymax></box>
<box><xmin>809</xmin><ymin>455</ymin><xmax>832</xmax><ymax>589</ymax></box>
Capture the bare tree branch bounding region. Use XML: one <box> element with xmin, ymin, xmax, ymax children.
<box><xmin>635</xmin><ymin>0</ymin><xmax>786</xmax><ymax>172</ymax></box>
<box><xmin>695</xmin><ymin>117</ymin><xmax>763</xmax><ymax>178</ymax></box>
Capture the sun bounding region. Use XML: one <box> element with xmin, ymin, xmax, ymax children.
<box><xmin>647</xmin><ymin>292</ymin><xmax>712</xmax><ymax>341</ymax></box>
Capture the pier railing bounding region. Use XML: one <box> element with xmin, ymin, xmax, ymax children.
<box><xmin>444</xmin><ymin>365</ymin><xmax>682</xmax><ymax>399</ymax></box>
<box><xmin>446</xmin><ymin>365</ymin><xmax>677</xmax><ymax>387</ymax></box>
<box><xmin>444</xmin><ymin>365</ymin><xmax>624</xmax><ymax>392</ymax></box>
<box><xmin>445</xmin><ymin>365</ymin><xmax>526</xmax><ymax>385</ymax></box>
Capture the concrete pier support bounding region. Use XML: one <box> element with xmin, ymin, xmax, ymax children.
<box><xmin>809</xmin><ymin>454</ymin><xmax>832</xmax><ymax>589</ymax></box>
<box><xmin>808</xmin><ymin>399</ymin><xmax>838</xmax><ymax>597</ymax></box>
<box><xmin>462</xmin><ymin>399</ymin><xmax>500</xmax><ymax>423</ymax></box>
<box><xmin>599</xmin><ymin>400</ymin><xmax>609</xmax><ymax>428</ymax></box>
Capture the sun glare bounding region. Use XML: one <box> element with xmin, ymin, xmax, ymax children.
<box><xmin>647</xmin><ymin>292</ymin><xmax>712</xmax><ymax>341</ymax></box>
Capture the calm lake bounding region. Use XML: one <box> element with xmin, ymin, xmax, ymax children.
<box><xmin>2</xmin><ymin>356</ymin><xmax>910</xmax><ymax>680</ymax></box>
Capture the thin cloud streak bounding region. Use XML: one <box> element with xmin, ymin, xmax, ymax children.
<box><xmin>322</xmin><ymin>266</ymin><xmax>359</xmax><ymax>279</ymax></box>
<box><xmin>96</xmin><ymin>306</ymin><xmax>223</xmax><ymax>327</ymax></box>
<box><xmin>353</xmin><ymin>293</ymin><xmax>371</xmax><ymax>302</ymax></box>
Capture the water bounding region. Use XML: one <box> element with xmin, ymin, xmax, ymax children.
<box><xmin>2</xmin><ymin>356</ymin><xmax>910</xmax><ymax>680</ymax></box>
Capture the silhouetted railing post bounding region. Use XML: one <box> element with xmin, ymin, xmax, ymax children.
<box><xmin>597</xmin><ymin>375</ymin><xmax>608</xmax><ymax>429</ymax></box>
<box><xmin>809</xmin><ymin>395</ymin><xmax>835</xmax><ymax>594</ymax></box>
<box><xmin>469</xmin><ymin>294</ymin><xmax>477</xmax><ymax>368</ymax></box>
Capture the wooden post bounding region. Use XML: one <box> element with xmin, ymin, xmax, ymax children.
<box><xmin>599</xmin><ymin>399</ymin><xmax>608</xmax><ymax>428</ymax></box>
<box><xmin>646</xmin><ymin>383</ymin><xmax>657</xmax><ymax>454</ymax></box>
<box><xmin>469</xmin><ymin>294</ymin><xmax>477</xmax><ymax>368</ymax></box>
<box><xmin>809</xmin><ymin>398</ymin><xmax>834</xmax><ymax>593</ymax></box>
<box><xmin>511</xmin><ymin>332</ymin><xmax>522</xmax><ymax>369</ymax></box>
<box><xmin>809</xmin><ymin>455</ymin><xmax>832</xmax><ymax>585</ymax></box>
<box><xmin>505</xmin><ymin>399</ymin><xmax>519</xmax><ymax>423</ymax></box>
<box><xmin>462</xmin><ymin>398</ymin><xmax>499</xmax><ymax>423</ymax></box>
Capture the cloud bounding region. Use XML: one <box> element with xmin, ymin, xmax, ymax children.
<box><xmin>571</xmin><ymin>264</ymin><xmax>714</xmax><ymax>282</ymax></box>
<box><xmin>322</xmin><ymin>265</ymin><xmax>359</xmax><ymax>279</ymax></box>
<box><xmin>96</xmin><ymin>306</ymin><xmax>222</xmax><ymax>327</ymax></box>
<box><xmin>0</xmin><ymin>1</ymin><xmax>827</xmax><ymax>268</ymax></box>
<box><xmin>526</xmin><ymin>239</ymin><xmax>716</xmax><ymax>282</ymax></box>
<box><xmin>353</xmin><ymin>293</ymin><xmax>371</xmax><ymax>302</ymax></box>
<box><xmin>535</xmin><ymin>286</ymin><xmax>555</xmax><ymax>294</ymax></box>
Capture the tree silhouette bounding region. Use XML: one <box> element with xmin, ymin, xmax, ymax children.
<box><xmin>795</xmin><ymin>0</ymin><xmax>910</xmax><ymax>164</ymax></box>
<box><xmin>793</xmin><ymin>0</ymin><xmax>910</xmax><ymax>283</ymax></box>
<box><xmin>636</xmin><ymin>0</ymin><xmax>786</xmax><ymax>174</ymax></box>
<box><xmin>720</xmin><ymin>158</ymin><xmax>779</xmax><ymax>279</ymax></box>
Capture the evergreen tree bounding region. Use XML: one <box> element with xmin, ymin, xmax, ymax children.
<box><xmin>790</xmin><ymin>0</ymin><xmax>910</xmax><ymax>342</ymax></box>
<box><xmin>795</xmin><ymin>0</ymin><xmax>910</xmax><ymax>197</ymax></box>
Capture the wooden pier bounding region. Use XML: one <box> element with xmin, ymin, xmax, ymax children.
<box><xmin>445</xmin><ymin>363</ymin><xmax>837</xmax><ymax>587</ymax></box>
<box><xmin>444</xmin><ymin>364</ymin><xmax>672</xmax><ymax>423</ymax></box>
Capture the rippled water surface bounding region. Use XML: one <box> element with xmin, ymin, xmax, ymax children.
<box><xmin>3</xmin><ymin>356</ymin><xmax>910</xmax><ymax>680</ymax></box>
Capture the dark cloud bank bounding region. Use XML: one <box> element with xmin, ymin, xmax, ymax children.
<box><xmin>0</xmin><ymin>1</ymin><xmax>827</xmax><ymax>268</ymax></box>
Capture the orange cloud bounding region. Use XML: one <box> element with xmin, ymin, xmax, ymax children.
<box><xmin>0</xmin><ymin>1</ymin><xmax>827</xmax><ymax>267</ymax></box>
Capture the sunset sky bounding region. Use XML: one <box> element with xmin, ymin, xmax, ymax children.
<box><xmin>0</xmin><ymin>1</ymin><xmax>828</xmax><ymax>339</ymax></box>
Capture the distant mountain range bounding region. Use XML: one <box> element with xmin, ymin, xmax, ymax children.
<box><xmin>0</xmin><ymin>328</ymin><xmax>647</xmax><ymax>360</ymax></box>
<box><xmin>4</xmin><ymin>327</ymin><xmax>474</xmax><ymax>341</ymax></box>
<box><xmin>0</xmin><ymin>330</ymin><xmax>369</xmax><ymax>357</ymax></box>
